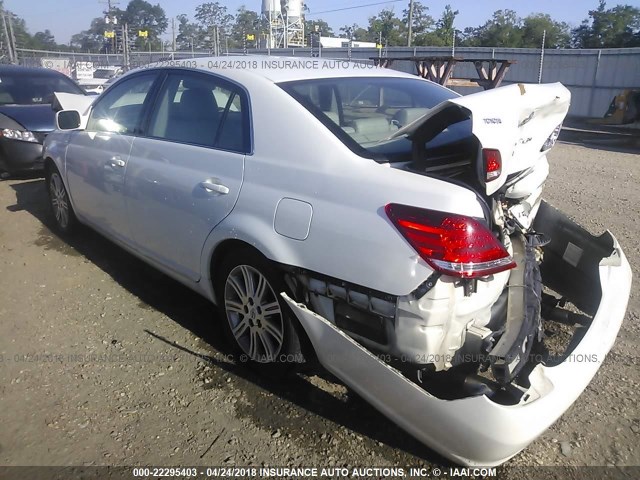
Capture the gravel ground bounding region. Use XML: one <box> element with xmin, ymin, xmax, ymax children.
<box><xmin>0</xmin><ymin>141</ymin><xmax>638</xmax><ymax>477</ymax></box>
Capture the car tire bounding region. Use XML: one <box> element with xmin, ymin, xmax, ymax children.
<box><xmin>46</xmin><ymin>164</ymin><xmax>77</xmax><ymax>234</ymax></box>
<box><xmin>216</xmin><ymin>248</ymin><xmax>303</xmax><ymax>376</ymax></box>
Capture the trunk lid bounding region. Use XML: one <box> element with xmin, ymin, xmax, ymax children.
<box><xmin>399</xmin><ymin>83</ymin><xmax>571</xmax><ymax>196</ymax></box>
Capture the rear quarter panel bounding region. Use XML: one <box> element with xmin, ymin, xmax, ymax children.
<box><xmin>201</xmin><ymin>73</ymin><xmax>487</xmax><ymax>297</ymax></box>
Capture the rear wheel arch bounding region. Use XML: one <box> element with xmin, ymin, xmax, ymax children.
<box><xmin>209</xmin><ymin>239</ymin><xmax>260</xmax><ymax>294</ymax></box>
<box><xmin>208</xmin><ymin>239</ymin><xmax>316</xmax><ymax>369</ymax></box>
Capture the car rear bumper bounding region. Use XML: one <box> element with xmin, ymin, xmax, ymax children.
<box><xmin>0</xmin><ymin>138</ymin><xmax>45</xmax><ymax>173</ymax></box>
<box><xmin>283</xmin><ymin>227</ymin><xmax>631</xmax><ymax>466</ymax></box>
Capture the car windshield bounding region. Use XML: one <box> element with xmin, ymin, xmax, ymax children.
<box><xmin>0</xmin><ymin>71</ymin><xmax>85</xmax><ymax>105</ymax></box>
<box><xmin>280</xmin><ymin>76</ymin><xmax>458</xmax><ymax>161</ymax></box>
<box><xmin>93</xmin><ymin>69</ymin><xmax>118</xmax><ymax>79</ymax></box>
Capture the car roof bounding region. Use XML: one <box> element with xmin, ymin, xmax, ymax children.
<box><xmin>139</xmin><ymin>55</ymin><xmax>419</xmax><ymax>84</ymax></box>
<box><xmin>0</xmin><ymin>65</ymin><xmax>67</xmax><ymax>77</ymax></box>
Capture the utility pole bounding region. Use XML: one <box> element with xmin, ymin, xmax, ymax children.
<box><xmin>7</xmin><ymin>13</ymin><xmax>17</xmax><ymax>62</ymax></box>
<box><xmin>538</xmin><ymin>29</ymin><xmax>546</xmax><ymax>84</ymax></box>
<box><xmin>99</xmin><ymin>0</ymin><xmax>120</xmax><ymax>13</ymax></box>
<box><xmin>1</xmin><ymin>11</ymin><xmax>14</xmax><ymax>64</ymax></box>
<box><xmin>407</xmin><ymin>0</ymin><xmax>414</xmax><ymax>47</ymax></box>
<box><xmin>171</xmin><ymin>17</ymin><xmax>176</xmax><ymax>53</ymax></box>
<box><xmin>101</xmin><ymin>0</ymin><xmax>119</xmax><ymax>55</ymax></box>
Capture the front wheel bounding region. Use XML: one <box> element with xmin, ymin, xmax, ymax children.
<box><xmin>216</xmin><ymin>248</ymin><xmax>303</xmax><ymax>374</ymax></box>
<box><xmin>46</xmin><ymin>165</ymin><xmax>77</xmax><ymax>234</ymax></box>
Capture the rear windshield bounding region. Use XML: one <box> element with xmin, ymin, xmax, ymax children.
<box><xmin>94</xmin><ymin>69</ymin><xmax>119</xmax><ymax>79</ymax></box>
<box><xmin>0</xmin><ymin>72</ymin><xmax>84</xmax><ymax>105</ymax></box>
<box><xmin>280</xmin><ymin>76</ymin><xmax>458</xmax><ymax>161</ymax></box>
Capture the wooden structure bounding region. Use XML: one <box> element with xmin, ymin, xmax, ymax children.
<box><xmin>370</xmin><ymin>56</ymin><xmax>516</xmax><ymax>90</ymax></box>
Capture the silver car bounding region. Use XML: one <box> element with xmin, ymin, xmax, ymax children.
<box><xmin>44</xmin><ymin>57</ymin><xmax>631</xmax><ymax>466</ymax></box>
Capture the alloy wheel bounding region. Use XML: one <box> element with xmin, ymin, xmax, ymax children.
<box><xmin>49</xmin><ymin>172</ymin><xmax>69</xmax><ymax>229</ymax></box>
<box><xmin>224</xmin><ymin>265</ymin><xmax>285</xmax><ymax>363</ymax></box>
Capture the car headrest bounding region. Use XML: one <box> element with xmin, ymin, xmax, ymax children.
<box><xmin>351</xmin><ymin>117</ymin><xmax>392</xmax><ymax>133</ymax></box>
<box><xmin>393</xmin><ymin>108</ymin><xmax>431</xmax><ymax>127</ymax></box>
<box><xmin>179</xmin><ymin>88</ymin><xmax>219</xmax><ymax>120</ymax></box>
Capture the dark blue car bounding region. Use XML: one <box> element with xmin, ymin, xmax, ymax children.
<box><xmin>0</xmin><ymin>65</ymin><xmax>86</xmax><ymax>176</ymax></box>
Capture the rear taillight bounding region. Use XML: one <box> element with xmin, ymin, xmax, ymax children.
<box><xmin>541</xmin><ymin>124</ymin><xmax>562</xmax><ymax>152</ymax></box>
<box><xmin>483</xmin><ymin>148</ymin><xmax>502</xmax><ymax>182</ymax></box>
<box><xmin>385</xmin><ymin>203</ymin><xmax>516</xmax><ymax>278</ymax></box>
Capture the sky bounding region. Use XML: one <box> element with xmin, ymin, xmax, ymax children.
<box><xmin>5</xmin><ymin>0</ymin><xmax>640</xmax><ymax>45</ymax></box>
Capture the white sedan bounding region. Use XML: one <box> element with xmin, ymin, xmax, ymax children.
<box><xmin>44</xmin><ymin>57</ymin><xmax>631</xmax><ymax>466</ymax></box>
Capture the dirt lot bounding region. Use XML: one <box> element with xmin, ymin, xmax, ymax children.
<box><xmin>0</xmin><ymin>141</ymin><xmax>638</xmax><ymax>477</ymax></box>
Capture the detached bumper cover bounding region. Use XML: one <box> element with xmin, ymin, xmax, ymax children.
<box><xmin>283</xmin><ymin>234</ymin><xmax>631</xmax><ymax>466</ymax></box>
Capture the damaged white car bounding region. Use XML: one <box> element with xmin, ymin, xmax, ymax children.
<box><xmin>44</xmin><ymin>58</ymin><xmax>632</xmax><ymax>466</ymax></box>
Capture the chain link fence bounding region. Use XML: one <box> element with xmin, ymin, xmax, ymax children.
<box><xmin>11</xmin><ymin>46</ymin><xmax>640</xmax><ymax>117</ymax></box>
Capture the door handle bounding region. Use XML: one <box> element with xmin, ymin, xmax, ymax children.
<box><xmin>200</xmin><ymin>180</ymin><xmax>229</xmax><ymax>195</ymax></box>
<box><xmin>109</xmin><ymin>157</ymin><xmax>126</xmax><ymax>168</ymax></box>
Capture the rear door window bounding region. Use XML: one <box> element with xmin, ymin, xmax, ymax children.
<box><xmin>146</xmin><ymin>72</ymin><xmax>250</xmax><ymax>154</ymax></box>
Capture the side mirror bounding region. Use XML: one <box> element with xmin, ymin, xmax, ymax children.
<box><xmin>56</xmin><ymin>110</ymin><xmax>81</xmax><ymax>130</ymax></box>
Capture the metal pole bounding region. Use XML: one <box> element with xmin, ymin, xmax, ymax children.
<box><xmin>172</xmin><ymin>17</ymin><xmax>176</xmax><ymax>53</ymax></box>
<box><xmin>7</xmin><ymin>13</ymin><xmax>17</xmax><ymax>64</ymax></box>
<box><xmin>268</xmin><ymin>10</ymin><xmax>271</xmax><ymax>55</ymax></box>
<box><xmin>452</xmin><ymin>30</ymin><xmax>455</xmax><ymax>57</ymax></box>
<box><xmin>538</xmin><ymin>29</ymin><xmax>546</xmax><ymax>84</ymax></box>
<box><xmin>1</xmin><ymin>13</ymin><xmax>14</xmax><ymax>64</ymax></box>
<box><xmin>407</xmin><ymin>0</ymin><xmax>414</xmax><ymax>47</ymax></box>
<box><xmin>588</xmin><ymin>49</ymin><xmax>602</xmax><ymax>117</ymax></box>
<box><xmin>123</xmin><ymin>23</ymin><xmax>129</xmax><ymax>71</ymax></box>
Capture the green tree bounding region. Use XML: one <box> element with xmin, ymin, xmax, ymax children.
<box><xmin>6</xmin><ymin>15</ymin><xmax>34</xmax><ymax>49</ymax></box>
<box><xmin>367</xmin><ymin>9</ymin><xmax>406</xmax><ymax>45</ymax></box>
<box><xmin>339</xmin><ymin>23</ymin><xmax>368</xmax><ymax>41</ymax></box>
<box><xmin>572</xmin><ymin>0</ymin><xmax>640</xmax><ymax>47</ymax></box>
<box><xmin>465</xmin><ymin>9</ymin><xmax>523</xmax><ymax>47</ymax></box>
<box><xmin>402</xmin><ymin>1</ymin><xmax>434</xmax><ymax>45</ymax></box>
<box><xmin>175</xmin><ymin>14</ymin><xmax>201</xmax><ymax>50</ymax></box>
<box><xmin>121</xmin><ymin>0</ymin><xmax>168</xmax><ymax>49</ymax></box>
<box><xmin>194</xmin><ymin>2</ymin><xmax>233</xmax><ymax>50</ymax></box>
<box><xmin>420</xmin><ymin>4</ymin><xmax>459</xmax><ymax>46</ymax></box>
<box><xmin>32</xmin><ymin>30</ymin><xmax>58</xmax><ymax>50</ymax></box>
<box><xmin>305</xmin><ymin>19</ymin><xmax>333</xmax><ymax>38</ymax></box>
<box><xmin>0</xmin><ymin>3</ymin><xmax>69</xmax><ymax>52</ymax></box>
<box><xmin>521</xmin><ymin>14</ymin><xmax>570</xmax><ymax>48</ymax></box>
<box><xmin>70</xmin><ymin>17</ymin><xmax>111</xmax><ymax>52</ymax></box>
<box><xmin>230</xmin><ymin>6</ymin><xmax>260</xmax><ymax>48</ymax></box>
<box><xmin>437</xmin><ymin>5</ymin><xmax>458</xmax><ymax>45</ymax></box>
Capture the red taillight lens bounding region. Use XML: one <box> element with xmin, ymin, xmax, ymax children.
<box><xmin>483</xmin><ymin>148</ymin><xmax>502</xmax><ymax>182</ymax></box>
<box><xmin>385</xmin><ymin>203</ymin><xmax>516</xmax><ymax>278</ymax></box>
